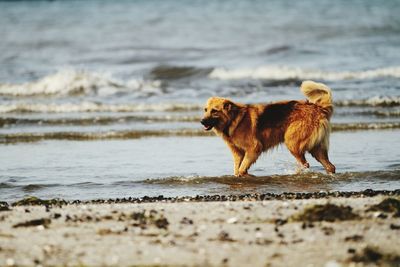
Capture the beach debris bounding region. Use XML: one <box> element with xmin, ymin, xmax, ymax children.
<box><xmin>217</xmin><ymin>231</ymin><xmax>235</xmax><ymax>242</ymax></box>
<box><xmin>255</xmin><ymin>232</ymin><xmax>263</xmax><ymax>239</ymax></box>
<box><xmin>348</xmin><ymin>248</ymin><xmax>356</xmax><ymax>254</ymax></box>
<box><xmin>0</xmin><ymin>232</ymin><xmax>14</xmax><ymax>238</ymax></box>
<box><xmin>375</xmin><ymin>212</ymin><xmax>388</xmax><ymax>219</ymax></box>
<box><xmin>321</xmin><ymin>226</ymin><xmax>334</xmax><ymax>235</ymax></box>
<box><xmin>12</xmin><ymin>218</ymin><xmax>51</xmax><ymax>228</ymax></box>
<box><xmin>6</xmin><ymin>258</ymin><xmax>15</xmax><ymax>266</ymax></box>
<box><xmin>97</xmin><ymin>227</ymin><xmax>128</xmax><ymax>236</ymax></box>
<box><xmin>3</xmin><ymin>190</ymin><xmax>398</xmax><ymax>207</ymax></box>
<box><xmin>154</xmin><ymin>217</ymin><xmax>169</xmax><ymax>229</ymax></box>
<box><xmin>290</xmin><ymin>203</ymin><xmax>359</xmax><ymax>222</ymax></box>
<box><xmin>180</xmin><ymin>217</ymin><xmax>193</xmax><ymax>225</ymax></box>
<box><xmin>301</xmin><ymin>222</ymin><xmax>315</xmax><ymax>229</ymax></box>
<box><xmin>344</xmin><ymin>235</ymin><xmax>364</xmax><ymax>242</ymax></box>
<box><xmin>324</xmin><ymin>260</ymin><xmax>341</xmax><ymax>267</ymax></box>
<box><xmin>348</xmin><ymin>247</ymin><xmax>400</xmax><ymax>265</ymax></box>
<box><xmin>0</xmin><ymin>202</ymin><xmax>10</xmax><ymax>212</ymax></box>
<box><xmin>367</xmin><ymin>198</ymin><xmax>400</xmax><ymax>216</ymax></box>
<box><xmin>226</xmin><ymin>217</ymin><xmax>238</xmax><ymax>224</ymax></box>
<box><xmin>274</xmin><ymin>219</ymin><xmax>287</xmax><ymax>226</ymax></box>
<box><xmin>51</xmin><ymin>213</ymin><xmax>62</xmax><ymax>219</ymax></box>
<box><xmin>65</xmin><ymin>214</ymin><xmax>95</xmax><ymax>223</ymax></box>
<box><xmin>390</xmin><ymin>223</ymin><xmax>400</xmax><ymax>230</ymax></box>
<box><xmin>255</xmin><ymin>238</ymin><xmax>273</xmax><ymax>245</ymax></box>
<box><xmin>291</xmin><ymin>238</ymin><xmax>304</xmax><ymax>244</ymax></box>
<box><xmin>11</xmin><ymin>196</ymin><xmax>67</xmax><ymax>207</ymax></box>
<box><xmin>130</xmin><ymin>210</ymin><xmax>169</xmax><ymax>229</ymax></box>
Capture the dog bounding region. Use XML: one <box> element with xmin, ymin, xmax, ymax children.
<box><xmin>200</xmin><ymin>80</ymin><xmax>336</xmax><ymax>177</ymax></box>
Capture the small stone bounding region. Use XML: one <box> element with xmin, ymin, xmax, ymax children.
<box><xmin>226</xmin><ymin>217</ymin><xmax>238</xmax><ymax>224</ymax></box>
<box><xmin>348</xmin><ymin>248</ymin><xmax>356</xmax><ymax>254</ymax></box>
<box><xmin>6</xmin><ymin>258</ymin><xmax>14</xmax><ymax>266</ymax></box>
<box><xmin>218</xmin><ymin>231</ymin><xmax>235</xmax><ymax>242</ymax></box>
<box><xmin>180</xmin><ymin>217</ymin><xmax>193</xmax><ymax>225</ymax></box>
<box><xmin>324</xmin><ymin>260</ymin><xmax>341</xmax><ymax>267</ymax></box>
<box><xmin>390</xmin><ymin>224</ymin><xmax>400</xmax><ymax>230</ymax></box>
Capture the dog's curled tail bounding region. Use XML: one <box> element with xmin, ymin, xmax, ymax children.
<box><xmin>301</xmin><ymin>80</ymin><xmax>333</xmax><ymax>118</ymax></box>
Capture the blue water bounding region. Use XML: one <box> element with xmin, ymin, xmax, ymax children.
<box><xmin>0</xmin><ymin>0</ymin><xmax>399</xmax><ymax>201</ymax></box>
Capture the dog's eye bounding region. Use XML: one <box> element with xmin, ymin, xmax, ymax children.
<box><xmin>204</xmin><ymin>108</ymin><xmax>207</xmax><ymax>112</ymax></box>
<box><xmin>211</xmin><ymin>109</ymin><xmax>217</xmax><ymax>114</ymax></box>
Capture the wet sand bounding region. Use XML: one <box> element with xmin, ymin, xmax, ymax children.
<box><xmin>0</xmin><ymin>191</ymin><xmax>399</xmax><ymax>267</ymax></box>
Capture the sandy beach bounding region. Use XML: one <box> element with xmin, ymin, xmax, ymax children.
<box><xmin>0</xmin><ymin>191</ymin><xmax>399</xmax><ymax>267</ymax></box>
<box><xmin>1</xmin><ymin>1</ymin><xmax>400</xmax><ymax>266</ymax></box>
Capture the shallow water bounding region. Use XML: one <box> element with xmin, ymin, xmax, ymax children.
<box><xmin>0</xmin><ymin>0</ymin><xmax>399</xmax><ymax>201</ymax></box>
<box><xmin>1</xmin><ymin>130</ymin><xmax>399</xmax><ymax>201</ymax></box>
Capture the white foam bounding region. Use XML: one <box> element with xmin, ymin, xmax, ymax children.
<box><xmin>0</xmin><ymin>70</ymin><xmax>161</xmax><ymax>96</ymax></box>
<box><xmin>209</xmin><ymin>66</ymin><xmax>400</xmax><ymax>81</ymax></box>
<box><xmin>336</xmin><ymin>96</ymin><xmax>400</xmax><ymax>107</ymax></box>
<box><xmin>0</xmin><ymin>102</ymin><xmax>201</xmax><ymax>113</ymax></box>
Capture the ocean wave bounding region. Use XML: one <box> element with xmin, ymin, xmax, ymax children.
<box><xmin>0</xmin><ymin>129</ymin><xmax>213</xmax><ymax>143</ymax></box>
<box><xmin>0</xmin><ymin>122</ymin><xmax>398</xmax><ymax>143</ymax></box>
<box><xmin>137</xmin><ymin>170</ymin><xmax>400</xmax><ymax>186</ymax></box>
<box><xmin>1</xmin><ymin>97</ymin><xmax>398</xmax><ymax>115</ymax></box>
<box><xmin>149</xmin><ymin>65</ymin><xmax>212</xmax><ymax>80</ymax></box>
<box><xmin>0</xmin><ymin>102</ymin><xmax>202</xmax><ymax>113</ymax></box>
<box><xmin>337</xmin><ymin>109</ymin><xmax>400</xmax><ymax>117</ymax></box>
<box><xmin>0</xmin><ymin>114</ymin><xmax>199</xmax><ymax>127</ymax></box>
<box><xmin>331</xmin><ymin>122</ymin><xmax>400</xmax><ymax>131</ymax></box>
<box><xmin>1</xmin><ymin>111</ymin><xmax>399</xmax><ymax>128</ymax></box>
<box><xmin>0</xmin><ymin>182</ymin><xmax>94</xmax><ymax>191</ymax></box>
<box><xmin>335</xmin><ymin>96</ymin><xmax>400</xmax><ymax>107</ymax></box>
<box><xmin>209</xmin><ymin>66</ymin><xmax>400</xmax><ymax>81</ymax></box>
<box><xmin>0</xmin><ymin>70</ymin><xmax>161</xmax><ymax>97</ymax></box>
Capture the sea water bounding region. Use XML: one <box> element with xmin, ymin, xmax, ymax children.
<box><xmin>0</xmin><ymin>0</ymin><xmax>399</xmax><ymax>201</ymax></box>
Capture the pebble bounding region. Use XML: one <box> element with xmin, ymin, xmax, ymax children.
<box><xmin>226</xmin><ymin>217</ymin><xmax>238</xmax><ymax>224</ymax></box>
<box><xmin>7</xmin><ymin>189</ymin><xmax>400</xmax><ymax>206</ymax></box>
<box><xmin>6</xmin><ymin>258</ymin><xmax>14</xmax><ymax>266</ymax></box>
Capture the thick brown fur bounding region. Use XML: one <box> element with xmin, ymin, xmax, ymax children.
<box><xmin>200</xmin><ymin>80</ymin><xmax>336</xmax><ymax>177</ymax></box>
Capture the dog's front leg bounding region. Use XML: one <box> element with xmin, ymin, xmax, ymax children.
<box><xmin>227</xmin><ymin>143</ymin><xmax>244</xmax><ymax>176</ymax></box>
<box><xmin>237</xmin><ymin>144</ymin><xmax>262</xmax><ymax>177</ymax></box>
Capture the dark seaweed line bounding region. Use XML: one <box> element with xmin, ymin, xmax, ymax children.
<box><xmin>0</xmin><ymin>129</ymin><xmax>214</xmax><ymax>144</ymax></box>
<box><xmin>331</xmin><ymin>122</ymin><xmax>400</xmax><ymax>131</ymax></box>
<box><xmin>0</xmin><ymin>122</ymin><xmax>399</xmax><ymax>144</ymax></box>
<box><xmin>1</xmin><ymin>113</ymin><xmax>399</xmax><ymax>128</ymax></box>
<box><xmin>4</xmin><ymin>189</ymin><xmax>400</xmax><ymax>207</ymax></box>
<box><xmin>0</xmin><ymin>99</ymin><xmax>399</xmax><ymax>115</ymax></box>
<box><xmin>0</xmin><ymin>115</ymin><xmax>199</xmax><ymax>127</ymax></box>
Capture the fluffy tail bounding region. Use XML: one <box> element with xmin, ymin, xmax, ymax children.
<box><xmin>300</xmin><ymin>80</ymin><xmax>333</xmax><ymax>118</ymax></box>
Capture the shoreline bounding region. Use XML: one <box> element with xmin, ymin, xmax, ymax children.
<box><xmin>1</xmin><ymin>190</ymin><xmax>399</xmax><ymax>266</ymax></box>
<box><xmin>3</xmin><ymin>189</ymin><xmax>399</xmax><ymax>206</ymax></box>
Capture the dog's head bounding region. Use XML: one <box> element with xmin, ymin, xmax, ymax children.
<box><xmin>201</xmin><ymin>97</ymin><xmax>236</xmax><ymax>131</ymax></box>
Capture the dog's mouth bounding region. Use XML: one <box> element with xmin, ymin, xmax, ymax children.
<box><xmin>203</xmin><ymin>125</ymin><xmax>213</xmax><ymax>131</ymax></box>
<box><xmin>200</xmin><ymin>118</ymin><xmax>218</xmax><ymax>131</ymax></box>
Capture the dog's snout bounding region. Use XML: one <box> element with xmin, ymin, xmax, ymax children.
<box><xmin>200</xmin><ymin>117</ymin><xmax>216</xmax><ymax>131</ymax></box>
<box><xmin>201</xmin><ymin>117</ymin><xmax>213</xmax><ymax>126</ymax></box>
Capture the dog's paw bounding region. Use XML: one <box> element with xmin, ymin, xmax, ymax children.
<box><xmin>236</xmin><ymin>173</ymin><xmax>255</xmax><ymax>178</ymax></box>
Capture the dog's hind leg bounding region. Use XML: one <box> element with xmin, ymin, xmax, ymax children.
<box><xmin>288</xmin><ymin>148</ymin><xmax>310</xmax><ymax>169</ymax></box>
<box><xmin>284</xmin><ymin>124</ymin><xmax>310</xmax><ymax>170</ymax></box>
<box><xmin>310</xmin><ymin>146</ymin><xmax>335</xmax><ymax>174</ymax></box>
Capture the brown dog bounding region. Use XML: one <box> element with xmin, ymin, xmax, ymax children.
<box><xmin>201</xmin><ymin>80</ymin><xmax>336</xmax><ymax>176</ymax></box>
